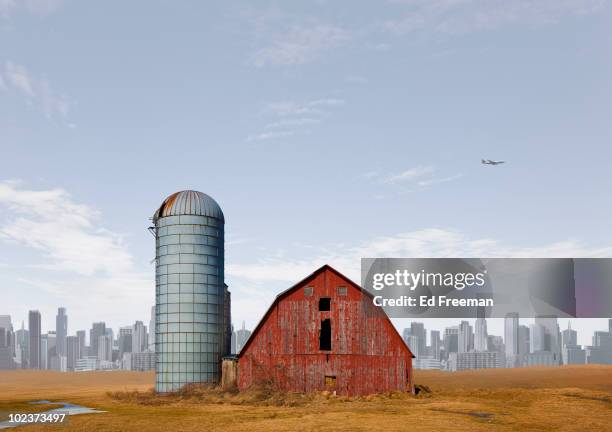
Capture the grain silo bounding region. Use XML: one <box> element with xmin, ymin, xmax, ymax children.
<box><xmin>152</xmin><ymin>190</ymin><xmax>229</xmax><ymax>392</ymax></box>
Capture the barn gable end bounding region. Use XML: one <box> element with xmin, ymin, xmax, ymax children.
<box><xmin>236</xmin><ymin>265</ymin><xmax>414</xmax><ymax>395</ymax></box>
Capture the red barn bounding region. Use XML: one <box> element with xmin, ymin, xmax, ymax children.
<box><xmin>236</xmin><ymin>265</ymin><xmax>414</xmax><ymax>396</ymax></box>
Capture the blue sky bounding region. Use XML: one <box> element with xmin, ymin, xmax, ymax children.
<box><xmin>0</xmin><ymin>0</ymin><xmax>611</xmax><ymax>345</ymax></box>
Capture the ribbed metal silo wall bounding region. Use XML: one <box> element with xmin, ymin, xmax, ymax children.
<box><xmin>155</xmin><ymin>214</ymin><xmax>224</xmax><ymax>393</ymax></box>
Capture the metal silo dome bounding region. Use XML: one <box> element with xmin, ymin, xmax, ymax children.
<box><xmin>153</xmin><ymin>190</ymin><xmax>226</xmax><ymax>393</ymax></box>
<box><xmin>153</xmin><ymin>190</ymin><xmax>224</xmax><ymax>223</ymax></box>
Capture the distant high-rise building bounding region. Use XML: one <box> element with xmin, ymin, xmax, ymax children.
<box><xmin>586</xmin><ymin>324</ymin><xmax>612</xmax><ymax>364</ymax></box>
<box><xmin>504</xmin><ymin>313</ymin><xmax>519</xmax><ymax>356</ymax></box>
<box><xmin>40</xmin><ymin>335</ymin><xmax>48</xmax><ymax>370</ymax></box>
<box><xmin>233</xmin><ymin>322</ymin><xmax>251</xmax><ymax>355</ymax></box>
<box><xmin>518</xmin><ymin>325</ymin><xmax>530</xmax><ymax>355</ymax></box>
<box><xmin>148</xmin><ymin>306</ymin><xmax>155</xmax><ymax>352</ymax></box>
<box><xmin>66</xmin><ymin>336</ymin><xmax>79</xmax><ymax>371</ymax></box>
<box><xmin>98</xmin><ymin>334</ymin><xmax>112</xmax><ymax>362</ymax></box>
<box><xmin>487</xmin><ymin>335</ymin><xmax>504</xmax><ymax>354</ymax></box>
<box><xmin>562</xmin><ymin>322</ymin><xmax>577</xmax><ymax>348</ymax></box>
<box><xmin>410</xmin><ymin>322</ymin><xmax>426</xmax><ymax>358</ymax></box>
<box><xmin>90</xmin><ymin>322</ymin><xmax>106</xmax><ymax>359</ymax></box>
<box><xmin>504</xmin><ymin>313</ymin><xmax>519</xmax><ymax>367</ymax></box>
<box><xmin>406</xmin><ymin>335</ymin><xmax>420</xmax><ymax>358</ymax></box>
<box><xmin>132</xmin><ymin>321</ymin><xmax>147</xmax><ymax>353</ymax></box>
<box><xmin>563</xmin><ymin>345</ymin><xmax>586</xmax><ymax>365</ymax></box>
<box><xmin>0</xmin><ymin>315</ymin><xmax>15</xmax><ymax>370</ymax></box>
<box><xmin>443</xmin><ymin>326</ymin><xmax>459</xmax><ymax>359</ymax></box>
<box><xmin>474</xmin><ymin>318</ymin><xmax>488</xmax><ymax>352</ymax></box>
<box><xmin>530</xmin><ymin>322</ymin><xmax>546</xmax><ymax>353</ymax></box>
<box><xmin>56</xmin><ymin>308</ymin><xmax>68</xmax><ymax>358</ymax></box>
<box><xmin>15</xmin><ymin>321</ymin><xmax>29</xmax><ymax>369</ymax></box>
<box><xmin>28</xmin><ymin>310</ymin><xmax>41</xmax><ymax>369</ymax></box>
<box><xmin>119</xmin><ymin>326</ymin><xmax>133</xmax><ymax>357</ymax></box>
<box><xmin>46</xmin><ymin>331</ymin><xmax>57</xmax><ymax>370</ymax></box>
<box><xmin>447</xmin><ymin>351</ymin><xmax>502</xmax><ymax>371</ymax></box>
<box><xmin>535</xmin><ymin>316</ymin><xmax>561</xmax><ymax>364</ymax></box>
<box><xmin>129</xmin><ymin>352</ymin><xmax>156</xmax><ymax>371</ymax></box>
<box><xmin>458</xmin><ymin>321</ymin><xmax>473</xmax><ymax>353</ymax></box>
<box><xmin>76</xmin><ymin>330</ymin><xmax>86</xmax><ymax>359</ymax></box>
<box><xmin>430</xmin><ymin>330</ymin><xmax>441</xmax><ymax>360</ymax></box>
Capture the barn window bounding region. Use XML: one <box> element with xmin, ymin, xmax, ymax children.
<box><xmin>319</xmin><ymin>297</ymin><xmax>331</xmax><ymax>311</ymax></box>
<box><xmin>337</xmin><ymin>286</ymin><xmax>347</xmax><ymax>296</ymax></box>
<box><xmin>319</xmin><ymin>319</ymin><xmax>332</xmax><ymax>350</ymax></box>
<box><xmin>304</xmin><ymin>286</ymin><xmax>313</xmax><ymax>296</ymax></box>
<box><xmin>325</xmin><ymin>375</ymin><xmax>337</xmax><ymax>387</ymax></box>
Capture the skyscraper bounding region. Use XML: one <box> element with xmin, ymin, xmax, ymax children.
<box><xmin>119</xmin><ymin>326</ymin><xmax>133</xmax><ymax>357</ymax></box>
<box><xmin>0</xmin><ymin>315</ymin><xmax>14</xmax><ymax>370</ymax></box>
<box><xmin>406</xmin><ymin>335</ymin><xmax>420</xmax><ymax>358</ymax></box>
<box><xmin>76</xmin><ymin>330</ymin><xmax>86</xmax><ymax>359</ymax></box>
<box><xmin>443</xmin><ymin>326</ymin><xmax>459</xmax><ymax>360</ymax></box>
<box><xmin>530</xmin><ymin>322</ymin><xmax>545</xmax><ymax>352</ymax></box>
<box><xmin>562</xmin><ymin>322</ymin><xmax>577</xmax><ymax>347</ymax></box>
<box><xmin>410</xmin><ymin>322</ymin><xmax>426</xmax><ymax>359</ymax></box>
<box><xmin>28</xmin><ymin>310</ymin><xmax>41</xmax><ymax>369</ymax></box>
<box><xmin>66</xmin><ymin>336</ymin><xmax>79</xmax><ymax>371</ymax></box>
<box><xmin>46</xmin><ymin>331</ymin><xmax>57</xmax><ymax>370</ymax></box>
<box><xmin>504</xmin><ymin>313</ymin><xmax>519</xmax><ymax>366</ymax></box>
<box><xmin>56</xmin><ymin>307</ymin><xmax>67</xmax><ymax>358</ymax></box>
<box><xmin>535</xmin><ymin>316</ymin><xmax>561</xmax><ymax>364</ymax></box>
<box><xmin>90</xmin><ymin>322</ymin><xmax>106</xmax><ymax>359</ymax></box>
<box><xmin>458</xmin><ymin>321</ymin><xmax>473</xmax><ymax>353</ymax></box>
<box><xmin>98</xmin><ymin>334</ymin><xmax>113</xmax><ymax>362</ymax></box>
<box><xmin>475</xmin><ymin>318</ymin><xmax>488</xmax><ymax>352</ymax></box>
<box><xmin>518</xmin><ymin>325</ymin><xmax>530</xmax><ymax>355</ymax></box>
<box><xmin>430</xmin><ymin>330</ymin><xmax>441</xmax><ymax>360</ymax></box>
<box><xmin>15</xmin><ymin>321</ymin><xmax>29</xmax><ymax>368</ymax></box>
<box><xmin>132</xmin><ymin>321</ymin><xmax>147</xmax><ymax>353</ymax></box>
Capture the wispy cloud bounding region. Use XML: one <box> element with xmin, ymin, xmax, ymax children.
<box><xmin>382</xmin><ymin>166</ymin><xmax>435</xmax><ymax>184</ymax></box>
<box><xmin>367</xmin><ymin>165</ymin><xmax>463</xmax><ymax>192</ymax></box>
<box><xmin>0</xmin><ymin>180</ymin><xmax>131</xmax><ymax>275</ymax></box>
<box><xmin>248</xmin><ymin>98</ymin><xmax>345</xmax><ymax>142</ymax></box>
<box><xmin>0</xmin><ymin>0</ymin><xmax>63</xmax><ymax>18</ymax></box>
<box><xmin>383</xmin><ymin>0</ymin><xmax>606</xmax><ymax>35</ymax></box>
<box><xmin>228</xmin><ymin>228</ymin><xmax>612</xmax><ymax>285</ymax></box>
<box><xmin>0</xmin><ymin>180</ymin><xmax>152</xmax><ymax>325</ymax></box>
<box><xmin>247</xmin><ymin>130</ymin><xmax>306</xmax><ymax>142</ymax></box>
<box><xmin>1</xmin><ymin>61</ymin><xmax>71</xmax><ymax>120</ymax></box>
<box><xmin>264</xmin><ymin>117</ymin><xmax>321</xmax><ymax>129</ymax></box>
<box><xmin>417</xmin><ymin>173</ymin><xmax>464</xmax><ymax>187</ymax></box>
<box><xmin>251</xmin><ymin>23</ymin><xmax>350</xmax><ymax>67</ymax></box>
<box><xmin>266</xmin><ymin>98</ymin><xmax>345</xmax><ymax>116</ymax></box>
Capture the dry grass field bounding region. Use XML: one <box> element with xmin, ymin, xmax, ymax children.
<box><xmin>0</xmin><ymin>366</ymin><xmax>610</xmax><ymax>431</ymax></box>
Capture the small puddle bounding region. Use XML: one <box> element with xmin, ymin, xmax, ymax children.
<box><xmin>0</xmin><ymin>400</ymin><xmax>105</xmax><ymax>429</ymax></box>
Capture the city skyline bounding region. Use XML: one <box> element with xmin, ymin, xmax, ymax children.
<box><xmin>2</xmin><ymin>1</ymin><xmax>612</xmax><ymax>343</ymax></box>
<box><xmin>2</xmin><ymin>306</ymin><xmax>610</xmax><ymax>372</ymax></box>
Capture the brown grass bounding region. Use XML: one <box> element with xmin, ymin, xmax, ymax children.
<box><xmin>0</xmin><ymin>365</ymin><xmax>610</xmax><ymax>431</ymax></box>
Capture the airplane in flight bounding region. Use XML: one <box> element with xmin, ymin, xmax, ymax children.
<box><xmin>481</xmin><ymin>159</ymin><xmax>505</xmax><ymax>165</ymax></box>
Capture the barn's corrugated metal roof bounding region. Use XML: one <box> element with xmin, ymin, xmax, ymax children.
<box><xmin>153</xmin><ymin>190</ymin><xmax>224</xmax><ymax>223</ymax></box>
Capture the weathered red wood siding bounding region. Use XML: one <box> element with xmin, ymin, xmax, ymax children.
<box><xmin>237</xmin><ymin>266</ymin><xmax>413</xmax><ymax>396</ymax></box>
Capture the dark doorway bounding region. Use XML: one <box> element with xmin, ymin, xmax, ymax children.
<box><xmin>319</xmin><ymin>318</ymin><xmax>331</xmax><ymax>350</ymax></box>
<box><xmin>319</xmin><ymin>297</ymin><xmax>331</xmax><ymax>311</ymax></box>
